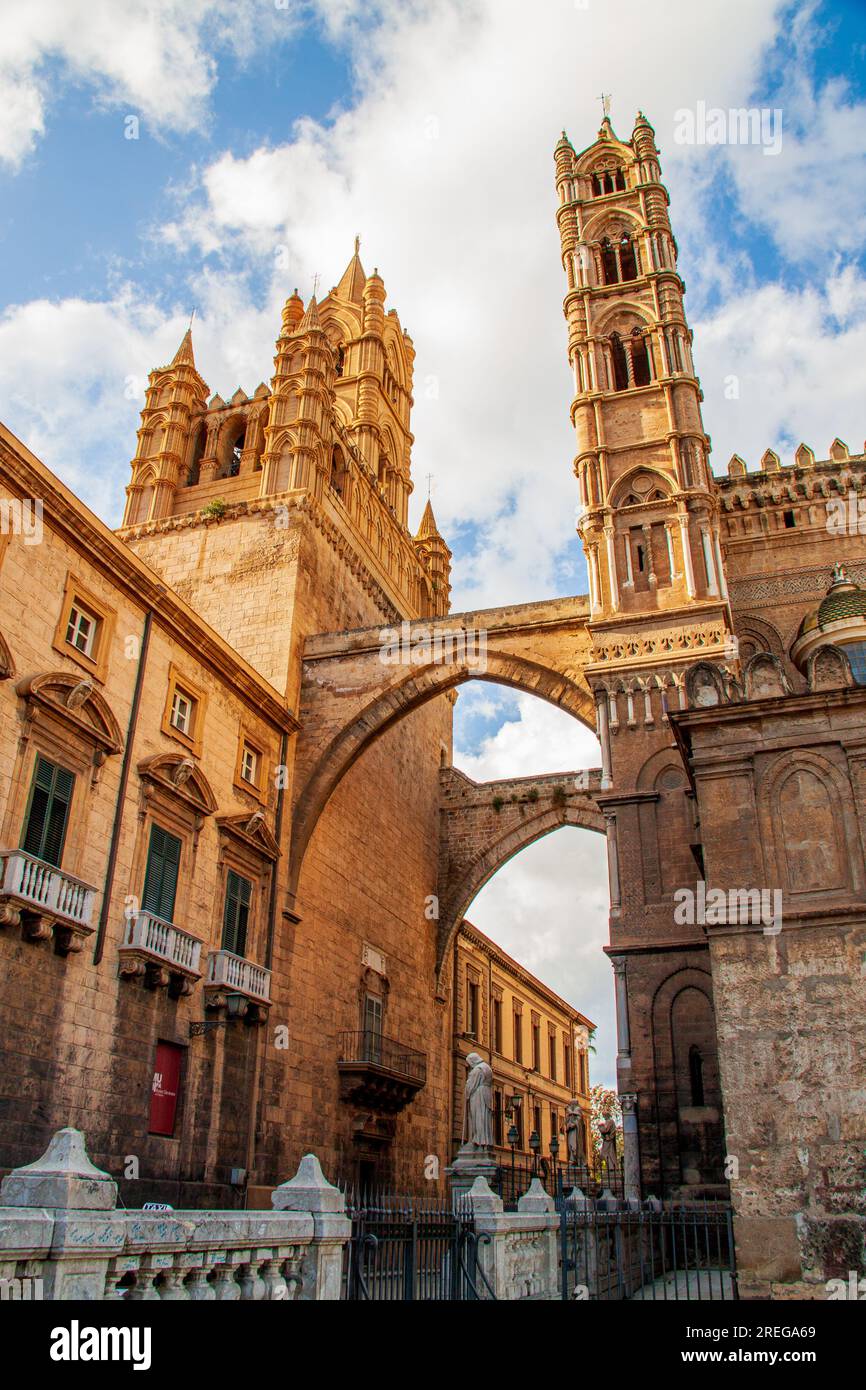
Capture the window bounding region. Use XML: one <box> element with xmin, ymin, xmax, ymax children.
<box><xmin>170</xmin><ymin>687</ymin><xmax>195</xmax><ymax>736</ymax></box>
<box><xmin>466</xmin><ymin>977</ymin><xmax>479</xmax><ymax>1038</ymax></box>
<box><xmin>234</xmin><ymin>730</ymin><xmax>266</xmax><ymax>802</ymax></box>
<box><xmin>610</xmin><ymin>332</ymin><xmax>629</xmax><ymax>391</ymax></box>
<box><xmin>222</xmin><ymin>869</ymin><xmax>252</xmax><ymax>957</ymax></box>
<box><xmin>549</xmin><ymin>1031</ymin><xmax>557</xmax><ymax>1081</ymax></box>
<box><xmin>162</xmin><ymin>666</ymin><xmax>206</xmax><ymax>755</ymax></box>
<box><xmin>66</xmin><ymin>603</ymin><xmax>98</xmax><ymax>658</ymax></box>
<box><xmin>241</xmin><ymin>744</ymin><xmax>259</xmax><ymax>786</ymax></box>
<box><xmin>631</xmin><ymin>330</ymin><xmax>652</xmax><ymax>387</ymax></box>
<box><xmin>689</xmin><ymin>1044</ymin><xmax>705</xmax><ymax>1107</ymax></box>
<box><xmin>532</xmin><ymin>1020</ymin><xmax>541</xmax><ymax>1071</ymax></box>
<box><xmin>21</xmin><ymin>756</ymin><xmax>74</xmax><ymax>867</ymax></box>
<box><xmin>364</xmin><ymin>994</ymin><xmax>383</xmax><ymax>1063</ymax></box>
<box><xmin>564</xmin><ymin>1038</ymin><xmax>572</xmax><ymax>1090</ymax></box>
<box><xmin>53</xmin><ymin>574</ymin><xmax>115</xmax><ymax>682</ymax></box>
<box><xmin>783</xmin><ymin>509</ymin><xmax>796</xmax><ymax>529</ymax></box>
<box><xmin>335</xmin><ymin>345</ymin><xmax>346</xmax><ymax>378</ymax></box>
<box><xmin>149</xmin><ymin>1041</ymin><xmax>184</xmax><ymax>1138</ymax></box>
<box><xmin>619</xmin><ymin>233</ymin><xmax>638</xmax><ymax>281</ymax></box>
<box><xmin>493</xmin><ymin>997</ymin><xmax>503</xmax><ymax>1052</ymax></box>
<box><xmin>513</xmin><ymin>1009</ymin><xmax>523</xmax><ymax>1064</ymax></box>
<box><xmin>533</xmin><ymin>1105</ymin><xmax>542</xmax><ymax>1142</ymax></box>
<box><xmin>841</xmin><ymin>643</ymin><xmax>866</xmax><ymax>686</ymax></box>
<box><xmin>141</xmin><ymin>824</ymin><xmax>181</xmax><ymax>923</ymax></box>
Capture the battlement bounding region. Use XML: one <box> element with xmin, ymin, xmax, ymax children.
<box><xmin>716</xmin><ymin>438</ymin><xmax>866</xmax><ymax>488</ymax></box>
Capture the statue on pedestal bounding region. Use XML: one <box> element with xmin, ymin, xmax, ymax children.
<box><xmin>565</xmin><ymin>1100</ymin><xmax>585</xmax><ymax>1164</ymax></box>
<box><xmin>462</xmin><ymin>1052</ymin><xmax>494</xmax><ymax>1149</ymax></box>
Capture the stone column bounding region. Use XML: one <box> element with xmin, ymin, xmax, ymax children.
<box><xmin>605</xmin><ymin>814</ymin><xmax>621</xmax><ymax>914</ymax></box>
<box><xmin>595</xmin><ymin>689</ymin><xmax>612</xmax><ymax>790</ymax></box>
<box><xmin>678</xmin><ymin>511</ymin><xmax>697</xmax><ymax>598</ymax></box>
<box><xmin>611</xmin><ymin>957</ymin><xmax>630</xmax><ymax>1069</ymax></box>
<box><xmin>620</xmin><ymin>1093</ymin><xmax>641</xmax><ymax>1202</ymax></box>
<box><xmin>604</xmin><ymin>526</ymin><xmax>620</xmax><ymax>610</ymax></box>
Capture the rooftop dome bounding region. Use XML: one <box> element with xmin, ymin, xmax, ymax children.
<box><xmin>798</xmin><ymin>565</ymin><xmax>866</xmax><ymax>637</ymax></box>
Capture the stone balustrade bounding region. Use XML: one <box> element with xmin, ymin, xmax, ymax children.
<box><xmin>119</xmin><ymin>911</ymin><xmax>204</xmax><ymax>979</ymax></box>
<box><xmin>206</xmin><ymin>948</ymin><xmax>271</xmax><ymax>1004</ymax></box>
<box><xmin>0</xmin><ymin>849</ymin><xmax>97</xmax><ymax>951</ymax></box>
<box><xmin>465</xmin><ymin>1177</ymin><xmax>560</xmax><ymax>1301</ymax></box>
<box><xmin>0</xmin><ymin>1130</ymin><xmax>350</xmax><ymax>1301</ymax></box>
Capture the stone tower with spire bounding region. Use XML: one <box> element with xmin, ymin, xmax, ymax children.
<box><xmin>122</xmin><ymin>247</ymin><xmax>451</xmax><ymax>706</ymax></box>
<box><xmin>555</xmin><ymin>113</ymin><xmax>735</xmax><ymax>1197</ymax></box>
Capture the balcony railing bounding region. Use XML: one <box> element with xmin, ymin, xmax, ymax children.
<box><xmin>0</xmin><ymin>849</ymin><xmax>97</xmax><ymax>929</ymax></box>
<box><xmin>338</xmin><ymin>1030</ymin><xmax>427</xmax><ymax>1085</ymax></box>
<box><xmin>206</xmin><ymin>949</ymin><xmax>271</xmax><ymax>1004</ymax></box>
<box><xmin>120</xmin><ymin>911</ymin><xmax>203</xmax><ymax>976</ymax></box>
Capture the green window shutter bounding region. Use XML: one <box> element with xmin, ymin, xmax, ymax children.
<box><xmin>222</xmin><ymin>870</ymin><xmax>252</xmax><ymax>957</ymax></box>
<box><xmin>142</xmin><ymin>824</ymin><xmax>181</xmax><ymax>922</ymax></box>
<box><xmin>21</xmin><ymin>756</ymin><xmax>75</xmax><ymax>867</ymax></box>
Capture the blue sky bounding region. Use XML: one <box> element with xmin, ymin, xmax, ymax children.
<box><xmin>1</xmin><ymin>0</ymin><xmax>864</xmax><ymax>1085</ymax></box>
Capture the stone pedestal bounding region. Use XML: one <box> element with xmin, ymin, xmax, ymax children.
<box><xmin>446</xmin><ymin>1144</ymin><xmax>498</xmax><ymax>1202</ymax></box>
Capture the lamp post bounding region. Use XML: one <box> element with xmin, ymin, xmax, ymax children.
<box><xmin>507</xmin><ymin>1123</ymin><xmax>519</xmax><ymax>1205</ymax></box>
<box><xmin>549</xmin><ymin>1133</ymin><xmax>560</xmax><ymax>1199</ymax></box>
<box><xmin>529</xmin><ymin>1129</ymin><xmax>541</xmax><ymax>1177</ymax></box>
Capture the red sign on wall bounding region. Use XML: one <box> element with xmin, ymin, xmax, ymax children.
<box><xmin>149</xmin><ymin>1041</ymin><xmax>183</xmax><ymax>1137</ymax></box>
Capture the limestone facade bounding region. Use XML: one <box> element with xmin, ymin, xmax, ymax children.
<box><xmin>452</xmin><ymin>921</ymin><xmax>594</xmax><ymax>1172</ymax></box>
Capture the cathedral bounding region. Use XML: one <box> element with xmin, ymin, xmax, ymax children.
<box><xmin>0</xmin><ymin>109</ymin><xmax>863</xmax><ymax>1298</ymax></box>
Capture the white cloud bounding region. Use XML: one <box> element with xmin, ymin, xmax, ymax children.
<box><xmin>0</xmin><ymin>0</ymin><xmax>299</xmax><ymax>171</ymax></box>
<box><xmin>453</xmin><ymin>694</ymin><xmax>612</xmax><ymax>1083</ymax></box>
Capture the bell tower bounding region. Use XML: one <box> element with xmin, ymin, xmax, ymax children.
<box><xmin>555</xmin><ymin>112</ymin><xmax>733</xmax><ymax>1199</ymax></box>
<box><xmin>555</xmin><ymin>111</ymin><xmax>729</xmax><ymax>623</ymax></box>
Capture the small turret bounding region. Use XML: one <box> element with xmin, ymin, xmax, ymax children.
<box><xmin>414</xmin><ymin>500</ymin><xmax>452</xmax><ymax>617</ymax></box>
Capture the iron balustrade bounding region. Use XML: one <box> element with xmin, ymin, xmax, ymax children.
<box><xmin>340</xmin><ymin>1190</ymin><xmax>494</xmax><ymax>1302</ymax></box>
<box><xmin>559</xmin><ymin>1200</ymin><xmax>737</xmax><ymax>1301</ymax></box>
<box><xmin>337</xmin><ymin>1030</ymin><xmax>427</xmax><ymax>1084</ymax></box>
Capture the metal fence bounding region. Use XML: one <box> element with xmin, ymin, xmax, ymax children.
<box><xmin>494</xmin><ymin>1158</ymin><xmax>625</xmax><ymax>1208</ymax></box>
<box><xmin>560</xmin><ymin>1201</ymin><xmax>737</xmax><ymax>1302</ymax></box>
<box><xmin>341</xmin><ymin>1191</ymin><xmax>495</xmax><ymax>1301</ymax></box>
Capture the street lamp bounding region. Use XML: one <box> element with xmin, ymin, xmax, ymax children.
<box><xmin>549</xmin><ymin>1133</ymin><xmax>560</xmax><ymax>1199</ymax></box>
<box><xmin>507</xmin><ymin>1123</ymin><xmax>519</xmax><ymax>1204</ymax></box>
<box><xmin>529</xmin><ymin>1130</ymin><xmax>541</xmax><ymax>1176</ymax></box>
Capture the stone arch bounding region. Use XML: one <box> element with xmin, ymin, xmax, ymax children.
<box><xmin>650</xmin><ymin>966</ymin><xmax>723</xmax><ymax>1191</ymax></box>
<box><xmin>435</xmin><ymin>796</ymin><xmax>606</xmax><ymax>987</ymax></box>
<box><xmin>289</xmin><ymin>651</ymin><xmax>596</xmax><ymax>900</ymax></box>
<box><xmin>756</xmin><ymin>748</ymin><xmax>860</xmax><ymax>896</ymax></box>
<box><xmin>609</xmin><ymin>465</ymin><xmax>673</xmax><ymax>510</ymax></box>
<box><xmin>0</xmin><ymin>629</ymin><xmax>15</xmax><ymax>680</ymax></box>
<box><xmin>734</xmin><ymin>613</ymin><xmax>784</xmax><ymax>664</ymax></box>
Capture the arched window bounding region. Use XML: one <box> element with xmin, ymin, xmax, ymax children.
<box><xmin>610</xmin><ymin>332</ymin><xmax>629</xmax><ymax>392</ymax></box>
<box><xmin>615</xmin><ymin>168</ymin><xmax>626</xmax><ymax>192</ymax></box>
<box><xmin>632</xmin><ymin>328</ymin><xmax>652</xmax><ymax>387</ymax></box>
<box><xmin>601</xmin><ymin>237</ymin><xmax>619</xmax><ymax>286</ymax></box>
<box><xmin>186</xmin><ymin>424</ymin><xmax>206</xmax><ymax>487</ymax></box>
<box><xmin>219</xmin><ymin>420</ymin><xmax>246</xmax><ymax>480</ymax></box>
<box><xmin>591</xmin><ymin>173</ymin><xmax>603</xmax><ymax>197</ymax></box>
<box><xmin>689</xmin><ymin>1045</ymin><xmax>705</xmax><ymax>1107</ymax></box>
<box><xmin>335</xmin><ymin>345</ymin><xmax>345</xmax><ymax>379</ymax></box>
<box><xmin>619</xmin><ymin>233</ymin><xmax>638</xmax><ymax>281</ymax></box>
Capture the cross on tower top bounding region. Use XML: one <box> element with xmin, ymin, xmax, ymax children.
<box><xmin>311</xmin><ymin>272</ymin><xmax>321</xmax><ymax>298</ymax></box>
<box><xmin>426</xmin><ymin>473</ymin><xmax>434</xmax><ymax>498</ymax></box>
<box><xmin>599</xmin><ymin>92</ymin><xmax>612</xmax><ymax>120</ymax></box>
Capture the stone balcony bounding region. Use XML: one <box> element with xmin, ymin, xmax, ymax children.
<box><xmin>205</xmin><ymin>949</ymin><xmax>271</xmax><ymax>1020</ymax></box>
<box><xmin>118</xmin><ymin>911</ymin><xmax>204</xmax><ymax>995</ymax></box>
<box><xmin>337</xmin><ymin>1030</ymin><xmax>427</xmax><ymax>1114</ymax></box>
<box><xmin>0</xmin><ymin>848</ymin><xmax>97</xmax><ymax>955</ymax></box>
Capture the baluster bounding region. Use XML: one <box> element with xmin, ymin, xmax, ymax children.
<box><xmin>185</xmin><ymin>1266</ymin><xmax>215</xmax><ymax>1301</ymax></box>
<box><xmin>260</xmin><ymin>1256</ymin><xmax>288</xmax><ymax>1301</ymax></box>
<box><xmin>210</xmin><ymin>1260</ymin><xmax>242</xmax><ymax>1301</ymax></box>
<box><xmin>238</xmin><ymin>1258</ymin><xmax>267</xmax><ymax>1301</ymax></box>
<box><xmin>157</xmin><ymin>1265</ymin><xmax>190</xmax><ymax>1300</ymax></box>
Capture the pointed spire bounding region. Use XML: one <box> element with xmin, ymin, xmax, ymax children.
<box><xmin>416</xmin><ymin>498</ymin><xmax>442</xmax><ymax>540</ymax></box>
<box><xmin>171</xmin><ymin>328</ymin><xmax>196</xmax><ymax>368</ymax></box>
<box><xmin>299</xmin><ymin>295</ymin><xmax>322</xmax><ymax>331</ymax></box>
<box><xmin>333</xmin><ymin>239</ymin><xmax>367</xmax><ymax>304</ymax></box>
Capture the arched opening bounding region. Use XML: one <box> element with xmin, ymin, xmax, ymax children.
<box><xmin>186</xmin><ymin>423</ymin><xmax>206</xmax><ymax>486</ymax></box>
